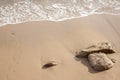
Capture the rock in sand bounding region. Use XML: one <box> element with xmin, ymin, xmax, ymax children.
<box><xmin>76</xmin><ymin>42</ymin><xmax>115</xmax><ymax>57</ymax></box>
<box><xmin>88</xmin><ymin>53</ymin><xmax>114</xmax><ymax>71</ymax></box>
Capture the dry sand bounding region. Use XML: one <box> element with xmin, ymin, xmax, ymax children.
<box><xmin>0</xmin><ymin>14</ymin><xmax>120</xmax><ymax>80</ymax></box>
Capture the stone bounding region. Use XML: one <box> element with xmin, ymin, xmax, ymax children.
<box><xmin>76</xmin><ymin>42</ymin><xmax>115</xmax><ymax>57</ymax></box>
<box><xmin>42</xmin><ymin>62</ymin><xmax>57</xmax><ymax>69</ymax></box>
<box><xmin>111</xmin><ymin>58</ymin><xmax>116</xmax><ymax>63</ymax></box>
<box><xmin>88</xmin><ymin>53</ymin><xmax>114</xmax><ymax>71</ymax></box>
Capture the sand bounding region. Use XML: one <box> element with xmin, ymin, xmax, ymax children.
<box><xmin>0</xmin><ymin>14</ymin><xmax>120</xmax><ymax>80</ymax></box>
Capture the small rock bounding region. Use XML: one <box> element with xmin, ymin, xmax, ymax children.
<box><xmin>88</xmin><ymin>53</ymin><xmax>114</xmax><ymax>71</ymax></box>
<box><xmin>42</xmin><ymin>62</ymin><xmax>57</xmax><ymax>69</ymax></box>
<box><xmin>76</xmin><ymin>42</ymin><xmax>115</xmax><ymax>57</ymax></box>
<box><xmin>111</xmin><ymin>58</ymin><xmax>116</xmax><ymax>63</ymax></box>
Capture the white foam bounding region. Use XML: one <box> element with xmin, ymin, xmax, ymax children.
<box><xmin>0</xmin><ymin>0</ymin><xmax>120</xmax><ymax>27</ymax></box>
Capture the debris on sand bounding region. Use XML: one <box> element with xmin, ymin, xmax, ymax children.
<box><xmin>88</xmin><ymin>53</ymin><xmax>114</xmax><ymax>71</ymax></box>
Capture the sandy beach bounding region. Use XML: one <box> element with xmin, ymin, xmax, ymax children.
<box><xmin>0</xmin><ymin>14</ymin><xmax>120</xmax><ymax>80</ymax></box>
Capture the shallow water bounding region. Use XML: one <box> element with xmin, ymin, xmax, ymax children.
<box><xmin>0</xmin><ymin>0</ymin><xmax>120</xmax><ymax>27</ymax></box>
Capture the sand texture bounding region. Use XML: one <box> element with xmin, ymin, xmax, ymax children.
<box><xmin>0</xmin><ymin>14</ymin><xmax>120</xmax><ymax>80</ymax></box>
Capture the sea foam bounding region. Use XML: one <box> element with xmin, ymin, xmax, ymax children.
<box><xmin>0</xmin><ymin>0</ymin><xmax>120</xmax><ymax>27</ymax></box>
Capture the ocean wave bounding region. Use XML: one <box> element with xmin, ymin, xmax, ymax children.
<box><xmin>0</xmin><ymin>0</ymin><xmax>120</xmax><ymax>27</ymax></box>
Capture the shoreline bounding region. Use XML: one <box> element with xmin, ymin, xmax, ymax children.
<box><xmin>1</xmin><ymin>13</ymin><xmax>120</xmax><ymax>28</ymax></box>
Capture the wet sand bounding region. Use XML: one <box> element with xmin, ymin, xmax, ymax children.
<box><xmin>0</xmin><ymin>14</ymin><xmax>120</xmax><ymax>80</ymax></box>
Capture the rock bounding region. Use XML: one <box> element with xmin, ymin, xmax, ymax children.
<box><xmin>111</xmin><ymin>58</ymin><xmax>116</xmax><ymax>63</ymax></box>
<box><xmin>42</xmin><ymin>62</ymin><xmax>57</xmax><ymax>69</ymax></box>
<box><xmin>76</xmin><ymin>42</ymin><xmax>115</xmax><ymax>57</ymax></box>
<box><xmin>88</xmin><ymin>53</ymin><xmax>114</xmax><ymax>71</ymax></box>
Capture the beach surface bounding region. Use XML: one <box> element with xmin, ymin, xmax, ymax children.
<box><xmin>0</xmin><ymin>14</ymin><xmax>120</xmax><ymax>80</ymax></box>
